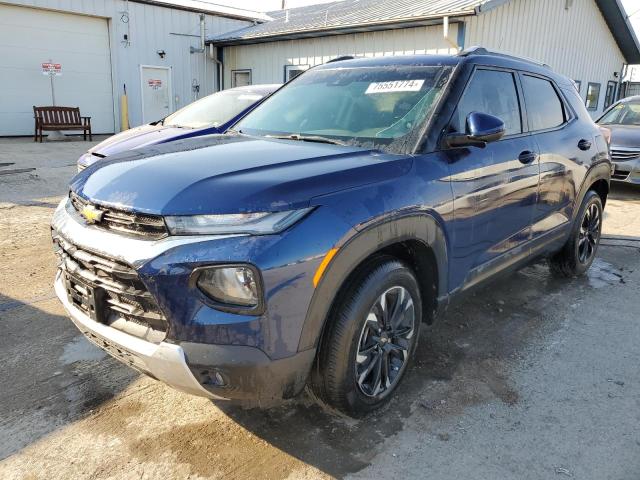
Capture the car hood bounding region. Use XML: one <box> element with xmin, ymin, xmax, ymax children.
<box><xmin>90</xmin><ymin>123</ymin><xmax>220</xmax><ymax>156</ymax></box>
<box><xmin>71</xmin><ymin>135</ymin><xmax>413</xmax><ymax>215</ymax></box>
<box><xmin>600</xmin><ymin>124</ymin><xmax>640</xmax><ymax>149</ymax></box>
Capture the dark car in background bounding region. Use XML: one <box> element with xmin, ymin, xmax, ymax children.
<box><xmin>597</xmin><ymin>95</ymin><xmax>640</xmax><ymax>184</ymax></box>
<box><xmin>77</xmin><ymin>84</ymin><xmax>280</xmax><ymax>170</ymax></box>
<box><xmin>53</xmin><ymin>49</ymin><xmax>610</xmax><ymax>417</ymax></box>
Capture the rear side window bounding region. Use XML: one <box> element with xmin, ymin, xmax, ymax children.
<box><xmin>451</xmin><ymin>69</ymin><xmax>522</xmax><ymax>136</ymax></box>
<box><xmin>521</xmin><ymin>75</ymin><xmax>566</xmax><ymax>131</ymax></box>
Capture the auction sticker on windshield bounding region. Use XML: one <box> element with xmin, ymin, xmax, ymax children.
<box><xmin>365</xmin><ymin>79</ymin><xmax>425</xmax><ymax>94</ymax></box>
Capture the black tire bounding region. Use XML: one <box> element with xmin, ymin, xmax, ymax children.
<box><xmin>311</xmin><ymin>256</ymin><xmax>422</xmax><ymax>417</ymax></box>
<box><xmin>549</xmin><ymin>190</ymin><xmax>603</xmax><ymax>277</ymax></box>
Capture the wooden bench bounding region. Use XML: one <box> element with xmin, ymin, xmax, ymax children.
<box><xmin>33</xmin><ymin>106</ymin><xmax>92</xmax><ymax>142</ymax></box>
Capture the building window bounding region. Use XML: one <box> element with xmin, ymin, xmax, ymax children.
<box><xmin>574</xmin><ymin>80</ymin><xmax>581</xmax><ymax>94</ymax></box>
<box><xmin>232</xmin><ymin>69</ymin><xmax>252</xmax><ymax>87</ymax></box>
<box><xmin>284</xmin><ymin>64</ymin><xmax>309</xmax><ymax>82</ymax></box>
<box><xmin>604</xmin><ymin>81</ymin><xmax>617</xmax><ymax>109</ymax></box>
<box><xmin>586</xmin><ymin>82</ymin><xmax>601</xmax><ymax>111</ymax></box>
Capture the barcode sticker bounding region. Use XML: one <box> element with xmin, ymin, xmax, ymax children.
<box><xmin>365</xmin><ymin>79</ymin><xmax>425</xmax><ymax>94</ymax></box>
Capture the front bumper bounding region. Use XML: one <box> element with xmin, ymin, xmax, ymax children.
<box><xmin>51</xmin><ymin>198</ymin><xmax>317</xmax><ymax>403</ymax></box>
<box><xmin>54</xmin><ymin>270</ymin><xmax>219</xmax><ymax>398</ymax></box>
<box><xmin>55</xmin><ymin>272</ymin><xmax>314</xmax><ymax>402</ymax></box>
<box><xmin>610</xmin><ymin>151</ymin><xmax>640</xmax><ymax>184</ymax></box>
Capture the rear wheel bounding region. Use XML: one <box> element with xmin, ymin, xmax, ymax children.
<box><xmin>311</xmin><ymin>257</ymin><xmax>422</xmax><ymax>417</ymax></box>
<box><xmin>549</xmin><ymin>190</ymin><xmax>603</xmax><ymax>276</ymax></box>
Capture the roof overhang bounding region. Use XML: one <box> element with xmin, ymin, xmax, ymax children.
<box><xmin>207</xmin><ymin>14</ymin><xmax>472</xmax><ymax>46</ymax></box>
<box><xmin>594</xmin><ymin>0</ymin><xmax>640</xmax><ymax>64</ymax></box>
<box><xmin>129</xmin><ymin>0</ymin><xmax>271</xmax><ymax>22</ymax></box>
<box><xmin>206</xmin><ymin>0</ymin><xmax>640</xmax><ymax>64</ymax></box>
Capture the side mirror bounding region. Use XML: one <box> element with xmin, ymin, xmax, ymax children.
<box><xmin>445</xmin><ymin>112</ymin><xmax>506</xmax><ymax>149</ymax></box>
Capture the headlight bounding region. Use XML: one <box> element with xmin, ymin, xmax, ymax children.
<box><xmin>164</xmin><ymin>208</ymin><xmax>313</xmax><ymax>235</ymax></box>
<box><xmin>193</xmin><ymin>265</ymin><xmax>262</xmax><ymax>313</ymax></box>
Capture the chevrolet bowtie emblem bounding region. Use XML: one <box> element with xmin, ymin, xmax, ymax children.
<box><xmin>81</xmin><ymin>204</ymin><xmax>104</xmax><ymax>223</ymax></box>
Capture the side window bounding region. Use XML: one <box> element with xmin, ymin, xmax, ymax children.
<box><xmin>451</xmin><ymin>69</ymin><xmax>522</xmax><ymax>136</ymax></box>
<box><xmin>521</xmin><ymin>75</ymin><xmax>566</xmax><ymax>131</ymax></box>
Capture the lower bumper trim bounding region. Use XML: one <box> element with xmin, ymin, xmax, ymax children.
<box><xmin>55</xmin><ymin>272</ymin><xmax>221</xmax><ymax>399</ymax></box>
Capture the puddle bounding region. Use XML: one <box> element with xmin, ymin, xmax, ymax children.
<box><xmin>60</xmin><ymin>336</ymin><xmax>107</xmax><ymax>364</ymax></box>
<box><xmin>586</xmin><ymin>258</ymin><xmax>624</xmax><ymax>288</ymax></box>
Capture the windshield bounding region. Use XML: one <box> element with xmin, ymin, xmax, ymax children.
<box><xmin>235</xmin><ymin>65</ymin><xmax>453</xmax><ymax>153</ymax></box>
<box><xmin>163</xmin><ymin>90</ymin><xmax>266</xmax><ymax>129</ymax></box>
<box><xmin>598</xmin><ymin>101</ymin><xmax>640</xmax><ymax>126</ymax></box>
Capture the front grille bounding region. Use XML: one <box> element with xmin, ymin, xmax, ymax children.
<box><xmin>53</xmin><ymin>233</ymin><xmax>168</xmax><ymax>343</ymax></box>
<box><xmin>70</xmin><ymin>192</ymin><xmax>168</xmax><ymax>239</ymax></box>
<box><xmin>611</xmin><ymin>147</ymin><xmax>640</xmax><ymax>163</ymax></box>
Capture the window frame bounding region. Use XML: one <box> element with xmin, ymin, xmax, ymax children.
<box><xmin>231</xmin><ymin>69</ymin><xmax>252</xmax><ymax>88</ymax></box>
<box><xmin>283</xmin><ymin>64</ymin><xmax>310</xmax><ymax>83</ymax></box>
<box><xmin>604</xmin><ymin>80</ymin><xmax>617</xmax><ymax>109</ymax></box>
<box><xmin>585</xmin><ymin>82</ymin><xmax>601</xmax><ymax>111</ymax></box>
<box><xmin>448</xmin><ymin>66</ymin><xmax>528</xmax><ymax>142</ymax></box>
<box><xmin>518</xmin><ymin>71</ymin><xmax>574</xmax><ymax>134</ymax></box>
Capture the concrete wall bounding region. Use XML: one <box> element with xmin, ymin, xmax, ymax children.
<box><xmin>222</xmin><ymin>23</ymin><xmax>460</xmax><ymax>87</ymax></box>
<box><xmin>1</xmin><ymin>0</ymin><xmax>250</xmax><ymax>132</ymax></box>
<box><xmin>465</xmin><ymin>0</ymin><xmax>625</xmax><ymax>117</ymax></box>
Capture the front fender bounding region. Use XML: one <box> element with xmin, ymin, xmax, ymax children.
<box><xmin>297</xmin><ymin>212</ymin><xmax>449</xmax><ymax>352</ymax></box>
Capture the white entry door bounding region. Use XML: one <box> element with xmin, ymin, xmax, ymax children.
<box><xmin>140</xmin><ymin>65</ymin><xmax>172</xmax><ymax>124</ymax></box>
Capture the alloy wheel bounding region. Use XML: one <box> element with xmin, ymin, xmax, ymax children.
<box><xmin>578</xmin><ymin>202</ymin><xmax>601</xmax><ymax>264</ymax></box>
<box><xmin>355</xmin><ymin>286</ymin><xmax>415</xmax><ymax>398</ymax></box>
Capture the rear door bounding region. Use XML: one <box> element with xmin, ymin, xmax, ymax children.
<box><xmin>446</xmin><ymin>67</ymin><xmax>540</xmax><ymax>290</ymax></box>
<box><xmin>519</xmin><ymin>73</ymin><xmax>589</xmax><ymax>243</ymax></box>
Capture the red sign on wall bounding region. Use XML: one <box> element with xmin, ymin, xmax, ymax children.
<box><xmin>42</xmin><ymin>62</ymin><xmax>62</xmax><ymax>76</ymax></box>
<box><xmin>147</xmin><ymin>79</ymin><xmax>162</xmax><ymax>90</ymax></box>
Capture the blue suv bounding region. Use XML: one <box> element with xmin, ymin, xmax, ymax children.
<box><xmin>52</xmin><ymin>48</ymin><xmax>610</xmax><ymax>416</ymax></box>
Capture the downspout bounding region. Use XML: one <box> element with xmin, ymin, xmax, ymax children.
<box><xmin>210</xmin><ymin>44</ymin><xmax>223</xmax><ymax>92</ymax></box>
<box><xmin>617</xmin><ymin>63</ymin><xmax>628</xmax><ymax>101</ymax></box>
<box><xmin>443</xmin><ymin>16</ymin><xmax>461</xmax><ymax>52</ymax></box>
<box><xmin>200</xmin><ymin>14</ymin><xmax>207</xmax><ymax>95</ymax></box>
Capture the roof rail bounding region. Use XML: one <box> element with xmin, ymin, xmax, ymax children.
<box><xmin>457</xmin><ymin>45</ymin><xmax>552</xmax><ymax>69</ymax></box>
<box><xmin>326</xmin><ymin>55</ymin><xmax>355</xmax><ymax>64</ymax></box>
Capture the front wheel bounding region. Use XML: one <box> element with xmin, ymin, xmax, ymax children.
<box><xmin>549</xmin><ymin>190</ymin><xmax>603</xmax><ymax>276</ymax></box>
<box><xmin>311</xmin><ymin>257</ymin><xmax>422</xmax><ymax>417</ymax></box>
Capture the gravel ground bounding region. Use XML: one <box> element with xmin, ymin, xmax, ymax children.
<box><xmin>0</xmin><ymin>137</ymin><xmax>639</xmax><ymax>479</ymax></box>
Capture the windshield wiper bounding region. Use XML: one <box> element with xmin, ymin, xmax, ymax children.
<box><xmin>266</xmin><ymin>133</ymin><xmax>347</xmax><ymax>146</ymax></box>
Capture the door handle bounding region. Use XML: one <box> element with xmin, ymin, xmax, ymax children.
<box><xmin>518</xmin><ymin>150</ymin><xmax>537</xmax><ymax>164</ymax></box>
<box><xmin>578</xmin><ymin>139</ymin><xmax>592</xmax><ymax>151</ymax></box>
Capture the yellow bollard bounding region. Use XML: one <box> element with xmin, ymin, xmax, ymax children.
<box><xmin>120</xmin><ymin>84</ymin><xmax>130</xmax><ymax>131</ymax></box>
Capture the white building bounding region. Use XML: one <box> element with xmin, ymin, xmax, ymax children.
<box><xmin>209</xmin><ymin>0</ymin><xmax>640</xmax><ymax>118</ymax></box>
<box><xmin>0</xmin><ymin>0</ymin><xmax>268</xmax><ymax>135</ymax></box>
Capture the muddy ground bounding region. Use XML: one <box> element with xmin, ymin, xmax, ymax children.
<box><xmin>1</xmin><ymin>137</ymin><xmax>639</xmax><ymax>479</ymax></box>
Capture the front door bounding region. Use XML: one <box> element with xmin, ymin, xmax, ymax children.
<box><xmin>445</xmin><ymin>67</ymin><xmax>540</xmax><ymax>291</ymax></box>
<box><xmin>141</xmin><ymin>66</ymin><xmax>172</xmax><ymax>124</ymax></box>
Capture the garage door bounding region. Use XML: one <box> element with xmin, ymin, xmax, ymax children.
<box><xmin>0</xmin><ymin>4</ymin><xmax>114</xmax><ymax>136</ymax></box>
